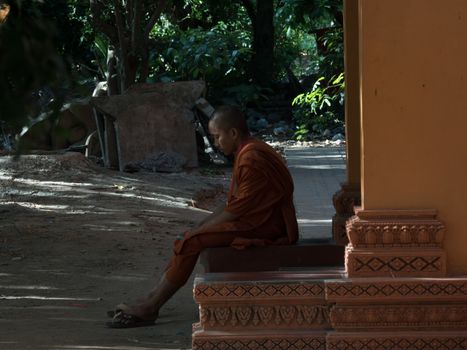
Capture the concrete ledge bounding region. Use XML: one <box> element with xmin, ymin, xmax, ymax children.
<box><xmin>199</xmin><ymin>241</ymin><xmax>345</xmax><ymax>273</ymax></box>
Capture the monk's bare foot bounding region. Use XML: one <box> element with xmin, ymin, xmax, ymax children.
<box><xmin>118</xmin><ymin>300</ymin><xmax>159</xmax><ymax>321</ymax></box>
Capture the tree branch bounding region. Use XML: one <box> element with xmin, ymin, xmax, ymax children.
<box><xmin>112</xmin><ymin>0</ymin><xmax>130</xmax><ymax>90</ymax></box>
<box><xmin>131</xmin><ymin>0</ymin><xmax>142</xmax><ymax>52</ymax></box>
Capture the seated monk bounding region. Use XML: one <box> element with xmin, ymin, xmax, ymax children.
<box><xmin>107</xmin><ymin>105</ymin><xmax>298</xmax><ymax>328</ymax></box>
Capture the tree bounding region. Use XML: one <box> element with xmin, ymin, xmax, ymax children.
<box><xmin>89</xmin><ymin>0</ymin><xmax>169</xmax><ymax>94</ymax></box>
<box><xmin>238</xmin><ymin>0</ymin><xmax>275</xmax><ymax>87</ymax></box>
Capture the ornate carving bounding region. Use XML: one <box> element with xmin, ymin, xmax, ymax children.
<box><xmin>202</xmin><ymin>304</ymin><xmax>330</xmax><ymax>329</ymax></box>
<box><xmin>347</xmin><ymin>220</ymin><xmax>445</xmax><ymax>248</ymax></box>
<box><xmin>326</xmin><ymin>279</ymin><xmax>467</xmax><ymax>301</ymax></box>
<box><xmin>332</xmin><ymin>182</ymin><xmax>361</xmax><ymax>245</ymax></box>
<box><xmin>194</xmin><ymin>282</ymin><xmax>325</xmax><ymax>301</ymax></box>
<box><xmin>330</xmin><ymin>304</ymin><xmax>467</xmax><ymax>329</ymax></box>
<box><xmin>327</xmin><ymin>334</ymin><xmax>466</xmax><ymax>350</ymax></box>
<box><xmin>193</xmin><ymin>336</ymin><xmax>326</xmax><ymax>350</ymax></box>
<box><xmin>332</xmin><ymin>183</ymin><xmax>361</xmax><ymax>216</ymax></box>
<box><xmin>345</xmin><ymin>247</ymin><xmax>446</xmax><ymax>277</ymax></box>
<box><xmin>346</xmin><ymin>210</ymin><xmax>445</xmax><ymax>248</ymax></box>
<box><xmin>344</xmin><ymin>210</ymin><xmax>447</xmax><ymax>278</ymax></box>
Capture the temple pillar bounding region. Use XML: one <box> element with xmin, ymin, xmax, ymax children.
<box><xmin>330</xmin><ymin>0</ymin><xmax>467</xmax><ymax>347</ymax></box>
<box><xmin>332</xmin><ymin>0</ymin><xmax>361</xmax><ymax>245</ymax></box>
<box><xmin>357</xmin><ymin>0</ymin><xmax>467</xmax><ymax>275</ymax></box>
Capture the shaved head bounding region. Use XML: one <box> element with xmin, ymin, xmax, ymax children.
<box><xmin>211</xmin><ymin>105</ymin><xmax>249</xmax><ymax>136</ymax></box>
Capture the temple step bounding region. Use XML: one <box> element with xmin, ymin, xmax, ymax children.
<box><xmin>192</xmin><ymin>271</ymin><xmax>467</xmax><ymax>349</ymax></box>
<box><xmin>192</xmin><ymin>327</ymin><xmax>327</xmax><ymax>350</ymax></box>
<box><xmin>199</xmin><ymin>242</ymin><xmax>345</xmax><ymax>273</ymax></box>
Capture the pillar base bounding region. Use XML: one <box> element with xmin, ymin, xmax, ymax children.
<box><xmin>345</xmin><ymin>209</ymin><xmax>446</xmax><ymax>277</ymax></box>
<box><xmin>345</xmin><ymin>246</ymin><xmax>446</xmax><ymax>277</ymax></box>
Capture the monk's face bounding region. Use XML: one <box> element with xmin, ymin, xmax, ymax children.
<box><xmin>208</xmin><ymin>120</ymin><xmax>238</xmax><ymax>155</ymax></box>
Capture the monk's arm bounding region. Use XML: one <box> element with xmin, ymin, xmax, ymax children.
<box><xmin>191</xmin><ymin>210</ymin><xmax>239</xmax><ymax>235</ymax></box>
<box><xmin>196</xmin><ymin>204</ymin><xmax>226</xmax><ymax>227</ymax></box>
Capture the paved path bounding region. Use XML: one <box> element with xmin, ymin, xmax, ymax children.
<box><xmin>286</xmin><ymin>146</ymin><xmax>347</xmax><ymax>241</ymax></box>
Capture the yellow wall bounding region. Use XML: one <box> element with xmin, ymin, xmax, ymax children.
<box><xmin>359</xmin><ymin>0</ymin><xmax>467</xmax><ymax>274</ymax></box>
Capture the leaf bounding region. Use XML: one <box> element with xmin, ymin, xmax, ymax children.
<box><xmin>332</xmin><ymin>73</ymin><xmax>344</xmax><ymax>85</ymax></box>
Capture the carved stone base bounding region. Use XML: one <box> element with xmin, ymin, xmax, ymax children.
<box><xmin>345</xmin><ymin>209</ymin><xmax>447</xmax><ymax>277</ymax></box>
<box><xmin>194</xmin><ymin>272</ymin><xmax>338</xmax><ymax>332</ymax></box>
<box><xmin>326</xmin><ymin>277</ymin><xmax>467</xmax><ymax>303</ymax></box>
<box><xmin>201</xmin><ymin>303</ymin><xmax>331</xmax><ymax>330</ymax></box>
<box><xmin>332</xmin><ymin>182</ymin><xmax>361</xmax><ymax>245</ymax></box>
<box><xmin>346</xmin><ymin>246</ymin><xmax>446</xmax><ymax>277</ymax></box>
<box><xmin>327</xmin><ymin>331</ymin><xmax>467</xmax><ymax>350</ymax></box>
<box><xmin>330</xmin><ymin>304</ymin><xmax>467</xmax><ymax>330</ymax></box>
<box><xmin>193</xmin><ymin>328</ymin><xmax>327</xmax><ymax>350</ymax></box>
<box><xmin>193</xmin><ymin>271</ymin><xmax>467</xmax><ymax>349</ymax></box>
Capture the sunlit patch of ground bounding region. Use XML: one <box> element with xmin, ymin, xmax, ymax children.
<box><xmin>0</xmin><ymin>152</ymin><xmax>227</xmax><ymax>349</ymax></box>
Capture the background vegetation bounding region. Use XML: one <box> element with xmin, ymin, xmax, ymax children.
<box><xmin>0</xmin><ymin>0</ymin><xmax>344</xmax><ymax>147</ymax></box>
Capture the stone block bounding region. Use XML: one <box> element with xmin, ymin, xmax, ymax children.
<box><xmin>200</xmin><ymin>303</ymin><xmax>331</xmax><ymax>330</ymax></box>
<box><xmin>92</xmin><ymin>81</ymin><xmax>205</xmax><ymax>170</ymax></box>
<box><xmin>194</xmin><ymin>272</ymin><xmax>337</xmax><ymax>303</ymax></box>
<box><xmin>325</xmin><ymin>277</ymin><xmax>467</xmax><ymax>303</ymax></box>
<box><xmin>327</xmin><ymin>331</ymin><xmax>467</xmax><ymax>350</ymax></box>
<box><xmin>329</xmin><ymin>304</ymin><xmax>467</xmax><ymax>330</ymax></box>
<box><xmin>192</xmin><ymin>328</ymin><xmax>327</xmax><ymax>350</ymax></box>
<box><xmin>194</xmin><ymin>272</ymin><xmax>338</xmax><ymax>332</ymax></box>
<box><xmin>345</xmin><ymin>246</ymin><xmax>446</xmax><ymax>277</ymax></box>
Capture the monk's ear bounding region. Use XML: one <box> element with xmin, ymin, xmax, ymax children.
<box><xmin>230</xmin><ymin>127</ymin><xmax>239</xmax><ymax>139</ymax></box>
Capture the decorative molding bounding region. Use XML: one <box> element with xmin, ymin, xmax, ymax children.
<box><xmin>194</xmin><ymin>282</ymin><xmax>325</xmax><ymax>302</ymax></box>
<box><xmin>193</xmin><ymin>336</ymin><xmax>326</xmax><ymax>350</ymax></box>
<box><xmin>332</xmin><ymin>182</ymin><xmax>361</xmax><ymax>245</ymax></box>
<box><xmin>345</xmin><ymin>247</ymin><xmax>446</xmax><ymax>277</ymax></box>
<box><xmin>201</xmin><ymin>304</ymin><xmax>330</xmax><ymax>329</ymax></box>
<box><xmin>343</xmin><ymin>209</ymin><xmax>447</xmax><ymax>278</ymax></box>
<box><xmin>326</xmin><ymin>279</ymin><xmax>467</xmax><ymax>302</ymax></box>
<box><xmin>346</xmin><ymin>213</ymin><xmax>445</xmax><ymax>248</ymax></box>
<box><xmin>330</xmin><ymin>304</ymin><xmax>467</xmax><ymax>329</ymax></box>
<box><xmin>327</xmin><ymin>333</ymin><xmax>466</xmax><ymax>350</ymax></box>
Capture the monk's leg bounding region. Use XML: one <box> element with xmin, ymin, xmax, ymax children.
<box><xmin>117</xmin><ymin>230</ymin><xmax>240</xmax><ymax>321</ymax></box>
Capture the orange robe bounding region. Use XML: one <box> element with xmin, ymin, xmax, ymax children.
<box><xmin>165</xmin><ymin>137</ymin><xmax>298</xmax><ymax>286</ymax></box>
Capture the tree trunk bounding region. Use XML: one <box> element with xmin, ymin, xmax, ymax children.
<box><xmin>252</xmin><ymin>0</ymin><xmax>274</xmax><ymax>87</ymax></box>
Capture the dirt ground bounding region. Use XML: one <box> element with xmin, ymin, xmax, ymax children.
<box><xmin>0</xmin><ymin>152</ymin><xmax>230</xmax><ymax>350</ymax></box>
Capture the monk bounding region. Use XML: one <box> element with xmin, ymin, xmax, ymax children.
<box><xmin>107</xmin><ymin>105</ymin><xmax>298</xmax><ymax>328</ymax></box>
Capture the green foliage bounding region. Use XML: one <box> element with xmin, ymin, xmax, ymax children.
<box><xmin>292</xmin><ymin>73</ymin><xmax>344</xmax><ymax>140</ymax></box>
<box><xmin>274</xmin><ymin>0</ymin><xmax>343</xmax><ymax>79</ymax></box>
<box><xmin>316</xmin><ymin>27</ymin><xmax>344</xmax><ymax>78</ymax></box>
<box><xmin>149</xmin><ymin>13</ymin><xmax>275</xmax><ymax>107</ymax></box>
<box><xmin>153</xmin><ymin>22</ymin><xmax>251</xmax><ymax>82</ymax></box>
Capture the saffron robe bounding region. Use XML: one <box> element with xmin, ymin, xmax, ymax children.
<box><xmin>165</xmin><ymin>138</ymin><xmax>298</xmax><ymax>286</ymax></box>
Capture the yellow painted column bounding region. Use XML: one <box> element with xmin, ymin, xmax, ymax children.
<box><xmin>359</xmin><ymin>0</ymin><xmax>467</xmax><ymax>274</ymax></box>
